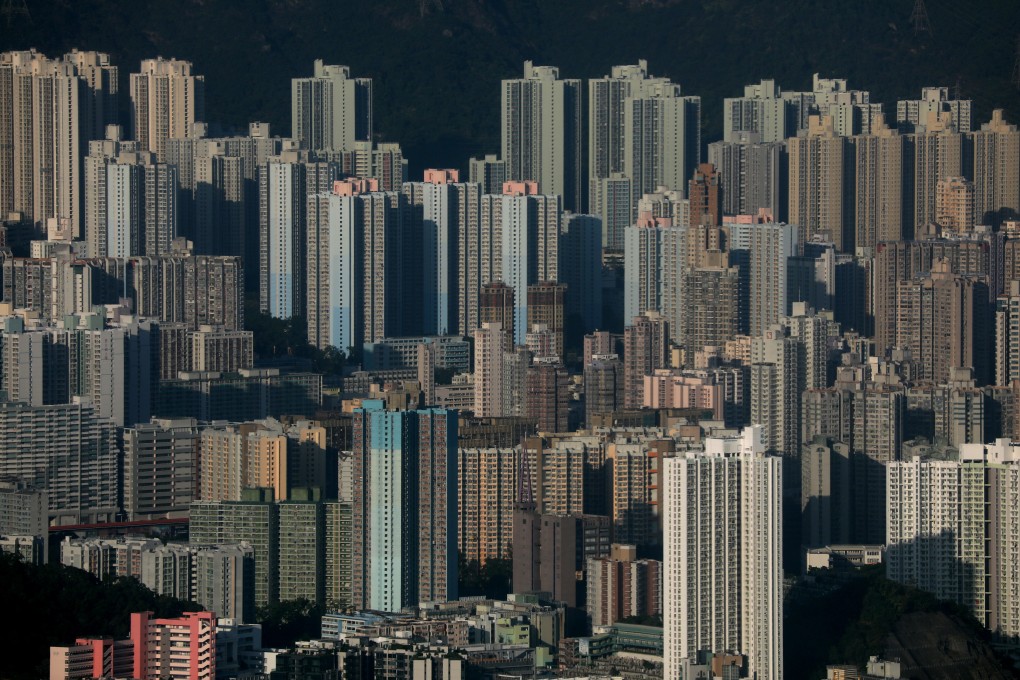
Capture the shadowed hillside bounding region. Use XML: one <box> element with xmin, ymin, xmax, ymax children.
<box><xmin>2</xmin><ymin>0</ymin><xmax>1019</xmax><ymax>174</ymax></box>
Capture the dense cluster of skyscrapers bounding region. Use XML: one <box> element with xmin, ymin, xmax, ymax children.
<box><xmin>3</xmin><ymin>46</ymin><xmax>1020</xmax><ymax>680</ymax></box>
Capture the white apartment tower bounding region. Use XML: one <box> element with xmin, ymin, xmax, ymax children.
<box><xmin>85</xmin><ymin>126</ymin><xmax>177</xmax><ymax>257</ymax></box>
<box><xmin>663</xmin><ymin>426</ymin><xmax>783</xmax><ymax>680</ymax></box>
<box><xmin>259</xmin><ymin>151</ymin><xmax>338</xmax><ymax>319</ymax></box>
<box><xmin>306</xmin><ymin>178</ymin><xmax>403</xmax><ymax>352</ymax></box>
<box><xmin>887</xmin><ymin>439</ymin><xmax>1020</xmax><ymax>639</ymax></box>
<box><xmin>624</xmin><ymin>81</ymin><xmax>701</xmax><ymax>203</ymax></box>
<box><xmin>130</xmin><ymin>57</ymin><xmax>205</xmax><ymax>160</ymax></box>
<box><xmin>291</xmin><ymin>60</ymin><xmax>373</xmax><ymax>153</ymax></box>
<box><xmin>501</xmin><ymin>61</ymin><xmax>584</xmax><ymax>212</ymax></box>
<box><xmin>723</xmin><ymin>79</ymin><xmax>794</xmax><ymax>143</ymax></box>
<box><xmin>480</xmin><ymin>182</ymin><xmax>561</xmax><ymax>345</ymax></box>
<box><xmin>402</xmin><ymin>169</ymin><xmax>482</xmax><ymax>336</ymax></box>
<box><xmin>896</xmin><ymin>86</ymin><xmax>972</xmax><ymax>133</ymax></box>
<box><xmin>726</xmin><ymin>217</ymin><xmax>799</xmax><ymax>337</ymax></box>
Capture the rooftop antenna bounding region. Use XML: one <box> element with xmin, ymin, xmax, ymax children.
<box><xmin>910</xmin><ymin>0</ymin><xmax>932</xmax><ymax>38</ymax></box>
<box><xmin>1</xmin><ymin>0</ymin><xmax>30</xmax><ymax>27</ymax></box>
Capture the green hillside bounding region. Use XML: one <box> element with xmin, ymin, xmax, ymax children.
<box><xmin>2</xmin><ymin>0</ymin><xmax>1019</xmax><ymax>173</ymax></box>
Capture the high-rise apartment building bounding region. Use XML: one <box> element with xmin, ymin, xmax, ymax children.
<box><xmin>873</xmin><ymin>238</ymin><xmax>992</xmax><ymax>355</ymax></box>
<box><xmin>809</xmin><ymin>73</ymin><xmax>883</xmax><ymax>137</ymax></box>
<box><xmin>291</xmin><ymin>60</ymin><xmax>372</xmax><ymax>153</ymax></box>
<box><xmin>526</xmin><ymin>282</ymin><xmax>565</xmax><ymax>360</ymax></box>
<box><xmin>588</xmin><ymin>62</ymin><xmax>681</xmax><ymax>231</ymax></box>
<box><xmin>726</xmin><ymin>216</ymin><xmax>799</xmax><ymax>337</ymax></box>
<box><xmin>0</xmin><ymin>477</ymin><xmax>47</xmax><ymax>542</ymax></box>
<box><xmin>623</xmin><ymin>312</ymin><xmax>670</xmax><ymax>408</ymax></box>
<box><xmin>969</xmin><ymin>109</ymin><xmax>1020</xmax><ymax>227</ymax></box>
<box><xmin>130</xmin><ymin>58</ymin><xmax>204</xmax><ymax>161</ymax></box>
<box><xmin>589</xmin><ymin>62</ymin><xmax>661</xmax><ymax>184</ymax></box>
<box><xmin>585</xmin><ymin>354</ymin><xmax>624</xmax><ymax>427</ymax></box>
<box><xmin>560</xmin><ymin>213</ymin><xmax>603</xmax><ymax>334</ymax></box>
<box><xmin>606</xmin><ymin>439</ymin><xmax>672</xmax><ymax>546</ymax></box>
<box><xmin>305</xmin><ymin>178</ymin><xmax>403</xmax><ymax>351</ymax></box>
<box><xmin>0</xmin><ymin>50</ymin><xmax>118</xmax><ymax>237</ymax></box>
<box><xmin>662</xmin><ymin>426</ymin><xmax>782</xmax><ymax>680</ymax></box>
<box><xmin>935</xmin><ymin>176</ymin><xmax>975</xmax><ymax>231</ymax></box>
<box><xmin>688</xmin><ymin>163</ymin><xmax>721</xmax><ymax>227</ymax></box>
<box><xmin>908</xmin><ymin>112</ymin><xmax>963</xmax><ymax>237</ymax></box>
<box><xmin>259</xmin><ymin>151</ymin><xmax>339</xmax><ymax>320</ymax></box>
<box><xmin>851</xmin><ymin>115</ymin><xmax>904</xmax><ymax>247</ymax></box>
<box><xmin>349</xmin><ymin>402</ymin><xmax>458</xmax><ymax>611</ymax></box>
<box><xmin>84</xmin><ymin>126</ymin><xmax>178</xmax><ymax>257</ymax></box>
<box><xmin>896</xmin><ymin>86</ymin><xmax>972</xmax><ymax>133</ymax></box>
<box><xmin>481</xmin><ymin>182</ymin><xmax>561</xmax><ymax>345</ymax></box>
<box><xmin>708</xmin><ymin>137</ymin><xmax>785</xmax><ymax>220</ymax></box>
<box><xmin>681</xmin><ymin>250</ymin><xmax>740</xmax><ymax>358</ymax></box>
<box><xmin>624</xmin><ymin>81</ymin><xmax>701</xmax><ymax>203</ymax></box>
<box><xmin>526</xmin><ymin>357</ymin><xmax>570</xmax><ymax>433</ymax></box>
<box><xmin>479</xmin><ymin>283</ymin><xmax>515</xmax><ymax>353</ymax></box>
<box><xmin>802</xmin><ymin>381</ymin><xmax>905</xmax><ymax>545</ymax></box>
<box><xmin>589</xmin><ymin>173</ymin><xmax>632</xmax><ymax>249</ymax></box>
<box><xmin>190</xmin><ymin>489</ymin><xmax>343</xmax><ymax>608</ymax></box>
<box><xmin>473</xmin><ymin>322</ymin><xmax>508</xmax><ymax>418</ymax></box>
<box><xmin>166</xmin><ymin>124</ymin><xmax>290</xmax><ymax>282</ymax></box>
<box><xmin>587</xmin><ymin>544</ymin><xmax>662</xmax><ymax>627</ymax></box>
<box><xmin>995</xmin><ymin>280</ymin><xmax>1020</xmax><ymax>385</ymax></box>
<box><xmin>887</xmin><ymin>439</ymin><xmax>1020</xmax><ymax>639</ymax></box>
<box><xmin>457</xmin><ymin>446</ymin><xmax>519</xmax><ymax>564</ymax></box>
<box><xmin>751</xmin><ymin>327</ymin><xmax>802</xmax><ymax>460</ymax></box>
<box><xmin>513</xmin><ymin>510</ymin><xmax>610</xmax><ymax>607</ymax></box>
<box><xmin>122</xmin><ymin>418</ymin><xmax>198</xmax><ymax>521</ymax></box>
<box><xmin>893</xmin><ymin>260</ymin><xmax>990</xmax><ymax>385</ymax></box>
<box><xmin>788</xmin><ymin>115</ymin><xmax>852</xmax><ymax>249</ymax></box>
<box><xmin>129</xmin><ymin>611</ymin><xmax>217</xmax><ymax>680</ymax></box>
<box><xmin>0</xmin><ymin>401</ymin><xmax>118</xmax><ymax>526</ymax></box>
<box><xmin>403</xmin><ymin>169</ymin><xmax>482</xmax><ymax>336</ymax></box>
<box><xmin>723</xmin><ymin>79</ymin><xmax>798</xmax><ymax>143</ymax></box>
<box><xmin>501</xmin><ymin>62</ymin><xmax>584</xmax><ymax>212</ymax></box>
<box><xmin>468</xmin><ymin>154</ymin><xmax>506</xmax><ymax>195</ymax></box>
<box><xmin>623</xmin><ymin>213</ymin><xmax>688</xmax><ymax>339</ymax></box>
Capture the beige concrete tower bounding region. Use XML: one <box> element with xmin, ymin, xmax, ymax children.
<box><xmin>788</xmin><ymin>115</ymin><xmax>852</xmax><ymax>250</ymax></box>
<box><xmin>908</xmin><ymin>111</ymin><xmax>963</xmax><ymax>237</ymax></box>
<box><xmin>935</xmin><ymin>176</ymin><xmax>975</xmax><ymax>231</ymax></box>
<box><xmin>130</xmin><ymin>57</ymin><xmax>205</xmax><ymax>160</ymax></box>
<box><xmin>0</xmin><ymin>50</ymin><xmax>114</xmax><ymax>238</ymax></box>
<box><xmin>969</xmin><ymin>109</ymin><xmax>1020</xmax><ymax>226</ymax></box>
<box><xmin>852</xmin><ymin>114</ymin><xmax>904</xmax><ymax>247</ymax></box>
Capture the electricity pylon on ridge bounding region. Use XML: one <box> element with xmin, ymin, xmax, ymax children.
<box><xmin>419</xmin><ymin>0</ymin><xmax>444</xmax><ymax>17</ymax></box>
<box><xmin>1012</xmin><ymin>34</ymin><xmax>1020</xmax><ymax>90</ymax></box>
<box><xmin>910</xmin><ymin>0</ymin><xmax>932</xmax><ymax>38</ymax></box>
<box><xmin>1</xmin><ymin>0</ymin><xmax>30</xmax><ymax>28</ymax></box>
